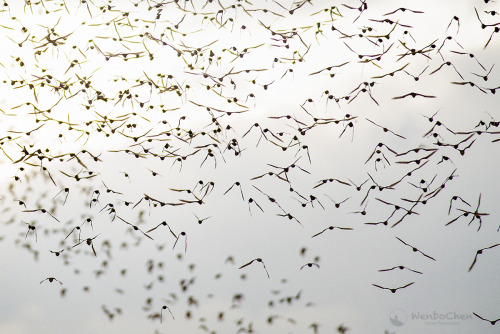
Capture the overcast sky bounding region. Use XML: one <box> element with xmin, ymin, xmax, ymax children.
<box><xmin>1</xmin><ymin>0</ymin><xmax>500</xmax><ymax>333</ymax></box>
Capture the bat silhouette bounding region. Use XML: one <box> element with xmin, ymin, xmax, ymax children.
<box><xmin>300</xmin><ymin>263</ymin><xmax>320</xmax><ymax>270</ymax></box>
<box><xmin>473</xmin><ymin>312</ymin><xmax>500</xmax><ymax>325</ymax></box>
<box><xmin>396</xmin><ymin>237</ymin><xmax>436</xmax><ymax>261</ymax></box>
<box><xmin>469</xmin><ymin>243</ymin><xmax>500</xmax><ymax>272</ymax></box>
<box><xmin>311</xmin><ymin>226</ymin><xmax>353</xmax><ymax>238</ymax></box>
<box><xmin>392</xmin><ymin>92</ymin><xmax>436</xmax><ymax>99</ymax></box>
<box><xmin>372</xmin><ymin>282</ymin><xmax>415</xmax><ymax>293</ymax></box>
<box><xmin>378</xmin><ymin>266</ymin><xmax>423</xmax><ymax>274</ymax></box>
<box><xmin>40</xmin><ymin>277</ymin><xmax>63</xmax><ymax>285</ymax></box>
<box><xmin>160</xmin><ymin>305</ymin><xmax>175</xmax><ymax>323</ymax></box>
<box><xmin>239</xmin><ymin>258</ymin><xmax>270</xmax><ymax>278</ymax></box>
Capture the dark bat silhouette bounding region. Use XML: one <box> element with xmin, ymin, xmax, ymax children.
<box><xmin>392</xmin><ymin>92</ymin><xmax>436</xmax><ymax>99</ymax></box>
<box><xmin>311</xmin><ymin>226</ymin><xmax>353</xmax><ymax>238</ymax></box>
<box><xmin>239</xmin><ymin>258</ymin><xmax>270</xmax><ymax>278</ymax></box>
<box><xmin>40</xmin><ymin>277</ymin><xmax>63</xmax><ymax>285</ymax></box>
<box><xmin>378</xmin><ymin>265</ymin><xmax>423</xmax><ymax>274</ymax></box>
<box><xmin>473</xmin><ymin>312</ymin><xmax>500</xmax><ymax>325</ymax></box>
<box><xmin>383</xmin><ymin>8</ymin><xmax>424</xmax><ymax>16</ymax></box>
<box><xmin>396</xmin><ymin>237</ymin><xmax>436</xmax><ymax>261</ymax></box>
<box><xmin>469</xmin><ymin>244</ymin><xmax>500</xmax><ymax>272</ymax></box>
<box><xmin>372</xmin><ymin>282</ymin><xmax>415</xmax><ymax>293</ymax></box>
<box><xmin>300</xmin><ymin>263</ymin><xmax>320</xmax><ymax>270</ymax></box>
<box><xmin>160</xmin><ymin>305</ymin><xmax>175</xmax><ymax>323</ymax></box>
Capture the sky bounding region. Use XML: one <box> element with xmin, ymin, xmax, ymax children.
<box><xmin>1</xmin><ymin>0</ymin><xmax>500</xmax><ymax>333</ymax></box>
